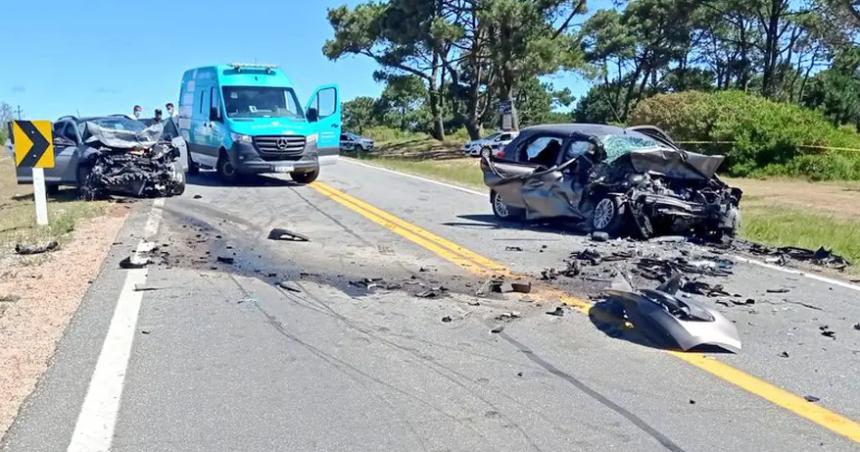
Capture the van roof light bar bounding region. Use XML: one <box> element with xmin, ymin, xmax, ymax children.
<box><xmin>230</xmin><ymin>63</ymin><xmax>278</xmax><ymax>73</ymax></box>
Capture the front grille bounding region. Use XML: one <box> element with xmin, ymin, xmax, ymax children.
<box><xmin>253</xmin><ymin>135</ymin><xmax>307</xmax><ymax>161</ymax></box>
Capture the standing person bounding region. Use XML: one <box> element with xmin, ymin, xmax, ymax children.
<box><xmin>153</xmin><ymin>109</ymin><xmax>163</xmax><ymax>123</ymax></box>
<box><xmin>132</xmin><ymin>105</ymin><xmax>142</xmax><ymax>119</ymax></box>
<box><xmin>165</xmin><ymin>102</ymin><xmax>177</xmax><ymax>118</ymax></box>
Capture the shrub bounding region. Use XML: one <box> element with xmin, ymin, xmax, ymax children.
<box><xmin>629</xmin><ymin>90</ymin><xmax>860</xmax><ymax>180</ymax></box>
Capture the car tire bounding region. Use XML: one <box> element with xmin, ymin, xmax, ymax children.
<box><xmin>591</xmin><ymin>196</ymin><xmax>627</xmax><ymax>236</ymax></box>
<box><xmin>217</xmin><ymin>153</ymin><xmax>240</xmax><ymax>184</ymax></box>
<box><xmin>46</xmin><ymin>185</ymin><xmax>60</xmax><ymax>196</ymax></box>
<box><xmin>76</xmin><ymin>165</ymin><xmax>99</xmax><ymax>200</ymax></box>
<box><xmin>480</xmin><ymin>147</ymin><xmax>493</xmax><ymax>159</ymax></box>
<box><xmin>291</xmin><ymin>169</ymin><xmax>319</xmax><ymax>184</ymax></box>
<box><xmin>491</xmin><ymin>190</ymin><xmax>523</xmax><ymax>221</ymax></box>
<box><xmin>187</xmin><ymin>146</ymin><xmax>199</xmax><ymax>176</ymax></box>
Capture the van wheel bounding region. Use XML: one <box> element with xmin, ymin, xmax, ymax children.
<box><xmin>187</xmin><ymin>146</ymin><xmax>199</xmax><ymax>176</ymax></box>
<box><xmin>217</xmin><ymin>153</ymin><xmax>239</xmax><ymax>184</ymax></box>
<box><xmin>591</xmin><ymin>196</ymin><xmax>627</xmax><ymax>236</ymax></box>
<box><xmin>291</xmin><ymin>169</ymin><xmax>319</xmax><ymax>184</ymax></box>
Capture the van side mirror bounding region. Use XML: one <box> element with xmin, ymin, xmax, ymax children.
<box><xmin>209</xmin><ymin>107</ymin><xmax>221</xmax><ymax>122</ymax></box>
<box><xmin>307</xmin><ymin>108</ymin><xmax>319</xmax><ymax>123</ymax></box>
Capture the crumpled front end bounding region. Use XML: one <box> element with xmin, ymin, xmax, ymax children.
<box><xmin>82</xmin><ymin>144</ymin><xmax>184</xmax><ymax>200</ymax></box>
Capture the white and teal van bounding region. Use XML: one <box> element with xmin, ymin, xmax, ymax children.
<box><xmin>178</xmin><ymin>64</ymin><xmax>340</xmax><ymax>183</ymax></box>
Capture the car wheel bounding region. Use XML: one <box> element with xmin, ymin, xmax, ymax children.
<box><xmin>491</xmin><ymin>190</ymin><xmax>523</xmax><ymax>221</ymax></box>
<box><xmin>480</xmin><ymin>147</ymin><xmax>493</xmax><ymax>159</ymax></box>
<box><xmin>591</xmin><ymin>196</ymin><xmax>627</xmax><ymax>236</ymax></box>
<box><xmin>217</xmin><ymin>153</ymin><xmax>240</xmax><ymax>184</ymax></box>
<box><xmin>76</xmin><ymin>165</ymin><xmax>99</xmax><ymax>200</ymax></box>
<box><xmin>171</xmin><ymin>163</ymin><xmax>187</xmax><ymax>196</ymax></box>
<box><xmin>187</xmin><ymin>146</ymin><xmax>199</xmax><ymax>176</ymax></box>
<box><xmin>291</xmin><ymin>169</ymin><xmax>319</xmax><ymax>184</ymax></box>
<box><xmin>46</xmin><ymin>185</ymin><xmax>60</xmax><ymax>196</ymax></box>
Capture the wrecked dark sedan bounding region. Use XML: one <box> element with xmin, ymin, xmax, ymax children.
<box><xmin>11</xmin><ymin>115</ymin><xmax>187</xmax><ymax>199</ymax></box>
<box><xmin>481</xmin><ymin>124</ymin><xmax>742</xmax><ymax>239</ymax></box>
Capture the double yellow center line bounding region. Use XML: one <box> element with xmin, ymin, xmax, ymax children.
<box><xmin>311</xmin><ymin>180</ymin><xmax>860</xmax><ymax>443</ymax></box>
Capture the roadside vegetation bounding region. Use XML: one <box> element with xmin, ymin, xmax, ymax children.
<box><xmin>0</xmin><ymin>158</ymin><xmax>108</xmax><ymax>255</ymax></box>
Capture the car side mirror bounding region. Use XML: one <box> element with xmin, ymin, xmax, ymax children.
<box><xmin>209</xmin><ymin>107</ymin><xmax>221</xmax><ymax>122</ymax></box>
<box><xmin>53</xmin><ymin>136</ymin><xmax>76</xmax><ymax>147</ymax></box>
<box><xmin>307</xmin><ymin>108</ymin><xmax>319</xmax><ymax>123</ymax></box>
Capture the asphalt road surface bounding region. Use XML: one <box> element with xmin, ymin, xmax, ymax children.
<box><xmin>3</xmin><ymin>159</ymin><xmax>859</xmax><ymax>452</ymax></box>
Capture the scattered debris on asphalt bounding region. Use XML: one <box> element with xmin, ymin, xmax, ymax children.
<box><xmin>505</xmin><ymin>246</ymin><xmax>523</xmax><ymax>252</ymax></box>
<box><xmin>546</xmin><ymin>306</ymin><xmax>565</xmax><ymax>317</ymax></box>
<box><xmin>495</xmin><ymin>311</ymin><xmax>521</xmax><ymax>321</ymax></box>
<box><xmin>277</xmin><ymin>281</ymin><xmax>302</xmax><ymax>293</ymax></box>
<box><xmin>804</xmin><ymin>395</ymin><xmax>820</xmax><ymax>403</ymax></box>
<box><xmin>490</xmin><ymin>325</ymin><xmax>505</xmax><ymax>334</ymax></box>
<box><xmin>237</xmin><ymin>297</ymin><xmax>256</xmax><ymax>304</ymax></box>
<box><xmin>779</xmin><ymin>351</ymin><xmax>790</xmax><ymax>358</ymax></box>
<box><xmin>766</xmin><ymin>288</ymin><xmax>790</xmax><ymax>294</ymax></box>
<box><xmin>819</xmin><ymin>325</ymin><xmax>836</xmax><ymax>339</ymax></box>
<box><xmin>217</xmin><ymin>256</ymin><xmax>235</xmax><ymax>265</ymax></box>
<box><xmin>119</xmin><ymin>254</ymin><xmax>151</xmax><ymax>269</ymax></box>
<box><xmin>441</xmin><ymin>316</ymin><xmax>452</xmax><ymax>323</ymax></box>
<box><xmin>268</xmin><ymin>228</ymin><xmax>310</xmax><ymax>242</ymax></box>
<box><xmin>476</xmin><ymin>276</ymin><xmax>504</xmax><ymax>297</ymax></box>
<box><xmin>854</xmin><ymin>323</ymin><xmax>860</xmax><ymax>331</ymax></box>
<box><xmin>730</xmin><ymin>241</ymin><xmax>851</xmax><ymax>271</ymax></box>
<box><xmin>140</xmin><ymin>329</ymin><xmax>151</xmax><ymax>335</ymax></box>
<box><xmin>193</xmin><ymin>194</ymin><xmax>202</xmax><ymax>199</ymax></box>
<box><xmin>416</xmin><ymin>286</ymin><xmax>447</xmax><ymax>298</ymax></box>
<box><xmin>14</xmin><ymin>241</ymin><xmax>60</xmax><ymax>255</ymax></box>
<box><xmin>508</xmin><ymin>281</ymin><xmax>532</xmax><ymax>294</ymax></box>
<box><xmin>689</xmin><ymin>399</ymin><xmax>696</xmax><ymax>405</ymax></box>
<box><xmin>133</xmin><ymin>284</ymin><xmax>164</xmax><ymax>292</ymax></box>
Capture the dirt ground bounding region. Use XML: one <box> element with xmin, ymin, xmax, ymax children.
<box><xmin>723</xmin><ymin>177</ymin><xmax>860</xmax><ymax>221</ymax></box>
<box><xmin>0</xmin><ymin>205</ymin><xmax>128</xmax><ymax>438</ymax></box>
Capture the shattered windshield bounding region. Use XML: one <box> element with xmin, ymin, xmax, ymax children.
<box><xmin>89</xmin><ymin>117</ymin><xmax>147</xmax><ymax>133</ymax></box>
<box><xmin>223</xmin><ymin>86</ymin><xmax>304</xmax><ymax>119</ymax></box>
<box><xmin>601</xmin><ymin>133</ymin><xmax>663</xmax><ymax>162</ymax></box>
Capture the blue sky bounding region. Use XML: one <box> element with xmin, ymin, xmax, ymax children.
<box><xmin>2</xmin><ymin>0</ymin><xmax>598</xmax><ymax>120</ymax></box>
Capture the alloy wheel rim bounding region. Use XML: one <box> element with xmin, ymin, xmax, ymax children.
<box><xmin>593</xmin><ymin>198</ymin><xmax>614</xmax><ymax>229</ymax></box>
<box><xmin>494</xmin><ymin>193</ymin><xmax>510</xmax><ymax>218</ymax></box>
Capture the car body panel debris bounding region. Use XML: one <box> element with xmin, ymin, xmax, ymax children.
<box><xmin>120</xmin><ymin>255</ymin><xmax>151</xmax><ymax>269</ymax></box>
<box><xmin>268</xmin><ymin>228</ymin><xmax>310</xmax><ymax>242</ymax></box>
<box><xmin>277</xmin><ymin>281</ymin><xmax>302</xmax><ymax>292</ymax></box>
<box><xmin>15</xmin><ymin>241</ymin><xmax>59</xmax><ymax>255</ymax></box>
<box><xmin>605</xmin><ymin>286</ymin><xmax>742</xmax><ymax>353</ymax></box>
<box><xmin>481</xmin><ymin>124</ymin><xmax>741</xmax><ymax>239</ymax></box>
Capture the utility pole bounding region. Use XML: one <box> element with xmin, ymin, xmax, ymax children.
<box><xmin>15</xmin><ymin>105</ymin><xmax>23</xmax><ymax>120</ymax></box>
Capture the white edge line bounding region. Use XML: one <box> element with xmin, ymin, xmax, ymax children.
<box><xmin>67</xmin><ymin>198</ymin><xmax>165</xmax><ymax>452</ymax></box>
<box><xmin>343</xmin><ymin>157</ymin><xmax>860</xmax><ymax>292</ymax></box>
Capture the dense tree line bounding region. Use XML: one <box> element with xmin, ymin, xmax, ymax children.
<box><xmin>325</xmin><ymin>0</ymin><xmax>859</xmax><ymax>140</ymax></box>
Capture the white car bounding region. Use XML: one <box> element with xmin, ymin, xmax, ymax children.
<box><xmin>462</xmin><ymin>131</ymin><xmax>519</xmax><ymax>158</ymax></box>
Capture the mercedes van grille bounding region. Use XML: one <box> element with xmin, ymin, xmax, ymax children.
<box><xmin>253</xmin><ymin>135</ymin><xmax>306</xmax><ymax>160</ymax></box>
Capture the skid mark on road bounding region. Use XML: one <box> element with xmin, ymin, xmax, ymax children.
<box><xmin>66</xmin><ymin>199</ymin><xmax>164</xmax><ymax>452</ymax></box>
<box><xmin>310</xmin><ymin>180</ymin><xmax>860</xmax><ymax>444</ymax></box>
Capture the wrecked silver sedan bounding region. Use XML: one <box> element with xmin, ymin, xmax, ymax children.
<box><xmin>481</xmin><ymin>124</ymin><xmax>742</xmax><ymax>239</ymax></box>
<box><xmin>10</xmin><ymin>115</ymin><xmax>187</xmax><ymax>199</ymax></box>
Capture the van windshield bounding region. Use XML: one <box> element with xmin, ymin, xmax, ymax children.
<box><xmin>222</xmin><ymin>86</ymin><xmax>304</xmax><ymax>119</ymax></box>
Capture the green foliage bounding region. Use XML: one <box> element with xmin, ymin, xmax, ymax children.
<box><xmin>343</xmin><ymin>97</ymin><xmax>378</xmax><ymax>134</ymax></box>
<box><xmin>630</xmin><ymin>90</ymin><xmax>860</xmax><ymax>180</ymax></box>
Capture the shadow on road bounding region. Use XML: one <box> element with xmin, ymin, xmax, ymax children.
<box><xmin>186</xmin><ymin>172</ymin><xmax>303</xmax><ymax>188</ymax></box>
<box><xmin>444</xmin><ymin>213</ymin><xmax>590</xmax><ymax>236</ymax></box>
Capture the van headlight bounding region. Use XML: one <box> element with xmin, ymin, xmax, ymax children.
<box><xmin>230</xmin><ymin>133</ymin><xmax>253</xmax><ymax>144</ymax></box>
<box><xmin>306</xmin><ymin>133</ymin><xmax>318</xmax><ymax>146</ymax></box>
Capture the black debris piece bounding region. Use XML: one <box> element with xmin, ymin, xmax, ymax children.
<box><xmin>681</xmin><ymin>281</ymin><xmax>731</xmax><ymax>297</ymax></box>
<box><xmin>192</xmin><ymin>194</ymin><xmax>202</xmax><ymax>199</ymax></box>
<box><xmin>490</xmin><ymin>325</ymin><xmax>505</xmax><ymax>334</ymax></box>
<box><xmin>739</xmin><ymin>241</ymin><xmax>850</xmax><ymax>271</ymax></box>
<box><xmin>505</xmin><ymin>246</ymin><xmax>523</xmax><ymax>252</ymax></box>
<box><xmin>140</xmin><ymin>329</ymin><xmax>151</xmax><ymax>335</ymax></box>
<box><xmin>573</xmin><ymin>248</ymin><xmax>603</xmax><ymax>265</ymax></box>
<box><xmin>133</xmin><ymin>284</ymin><xmax>163</xmax><ymax>292</ymax></box>
<box><xmin>689</xmin><ymin>400</ymin><xmax>696</xmax><ymax>405</ymax></box>
<box><xmin>15</xmin><ymin>241</ymin><xmax>59</xmax><ymax>255</ymax></box>
<box><xmin>540</xmin><ymin>268</ymin><xmax>559</xmax><ymax>281</ymax></box>
<box><xmin>779</xmin><ymin>351</ymin><xmax>790</xmax><ymax>358</ymax></box>
<box><xmin>441</xmin><ymin>316</ymin><xmax>452</xmax><ymax>323</ymax></box>
<box><xmin>517</xmin><ymin>372</ymin><xmax>523</xmax><ymax>377</ymax></box>
<box><xmin>546</xmin><ymin>306</ymin><xmax>565</xmax><ymax>317</ymax></box>
<box><xmin>819</xmin><ymin>325</ymin><xmax>836</xmax><ymax>339</ymax></box>
<box><xmin>508</xmin><ymin>281</ymin><xmax>532</xmax><ymax>294</ymax></box>
<box><xmin>217</xmin><ymin>256</ymin><xmax>235</xmax><ymax>265</ymax></box>
<box><xmin>854</xmin><ymin>323</ymin><xmax>860</xmax><ymax>331</ymax></box>
<box><xmin>0</xmin><ymin>295</ymin><xmax>21</xmax><ymax>304</ymax></box>
<box><xmin>277</xmin><ymin>281</ymin><xmax>302</xmax><ymax>293</ymax></box>
<box><xmin>591</xmin><ymin>231</ymin><xmax>610</xmax><ymax>242</ymax></box>
<box><xmin>635</xmin><ymin>256</ymin><xmax>733</xmax><ymax>281</ymax></box>
<box><xmin>416</xmin><ymin>286</ymin><xmax>447</xmax><ymax>298</ymax></box>
<box><xmin>267</xmin><ymin>228</ymin><xmax>310</xmax><ymax>242</ymax></box>
<box><xmin>119</xmin><ymin>255</ymin><xmax>151</xmax><ymax>269</ymax></box>
<box><xmin>766</xmin><ymin>288</ymin><xmax>790</xmax><ymax>294</ymax></box>
<box><xmin>804</xmin><ymin>395</ymin><xmax>820</xmax><ymax>403</ymax></box>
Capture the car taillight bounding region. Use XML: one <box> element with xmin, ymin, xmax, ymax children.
<box><xmin>497</xmin><ymin>148</ymin><xmax>505</xmax><ymax>159</ymax></box>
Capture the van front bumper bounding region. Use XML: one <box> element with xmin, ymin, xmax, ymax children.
<box><xmin>230</xmin><ymin>142</ymin><xmax>319</xmax><ymax>175</ymax></box>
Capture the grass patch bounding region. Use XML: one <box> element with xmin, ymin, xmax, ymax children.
<box><xmin>0</xmin><ymin>158</ymin><xmax>109</xmax><ymax>254</ymax></box>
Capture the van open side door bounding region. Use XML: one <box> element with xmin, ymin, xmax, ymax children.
<box><xmin>306</xmin><ymin>85</ymin><xmax>341</xmax><ymax>164</ymax></box>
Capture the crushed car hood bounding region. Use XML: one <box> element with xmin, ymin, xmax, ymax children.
<box><xmin>628</xmin><ymin>149</ymin><xmax>726</xmax><ymax>181</ymax></box>
<box><xmin>83</xmin><ymin>122</ymin><xmax>164</xmax><ymax>149</ymax></box>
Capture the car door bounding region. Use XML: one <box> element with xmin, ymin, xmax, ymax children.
<box><xmin>306</xmin><ymin>85</ymin><xmax>341</xmax><ymax>163</ymax></box>
<box><xmin>518</xmin><ymin>135</ymin><xmax>571</xmax><ymax>218</ymax></box>
<box><xmin>522</xmin><ymin>139</ymin><xmax>597</xmax><ymax>219</ymax></box>
<box><xmin>482</xmin><ymin>134</ymin><xmax>559</xmax><ymax>210</ymax></box>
